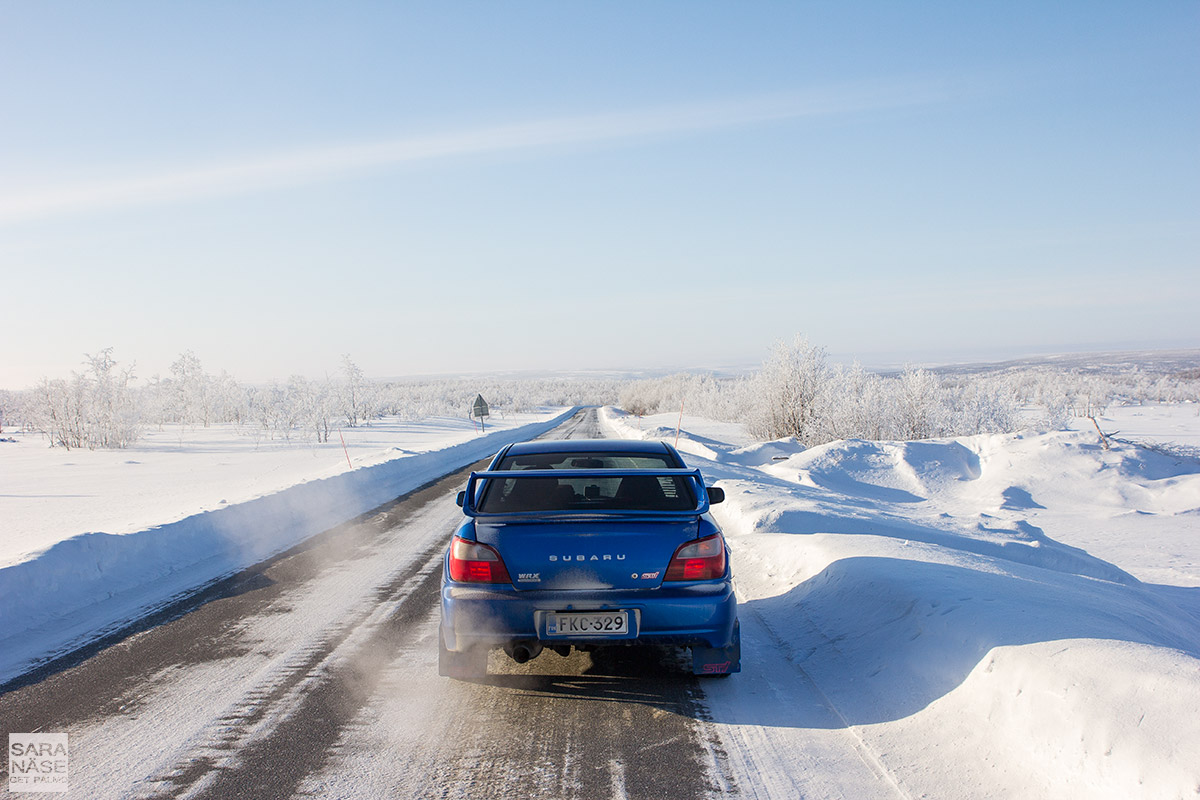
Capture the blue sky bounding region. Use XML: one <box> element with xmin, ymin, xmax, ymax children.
<box><xmin>1</xmin><ymin>2</ymin><xmax>1197</xmax><ymax>388</ymax></box>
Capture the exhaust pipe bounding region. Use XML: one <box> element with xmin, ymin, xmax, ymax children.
<box><xmin>505</xmin><ymin>641</ymin><xmax>544</xmax><ymax>664</ymax></box>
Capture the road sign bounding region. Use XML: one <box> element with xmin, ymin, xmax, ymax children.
<box><xmin>472</xmin><ymin>395</ymin><xmax>489</xmax><ymax>419</ymax></box>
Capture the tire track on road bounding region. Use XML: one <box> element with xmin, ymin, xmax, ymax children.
<box><xmin>0</xmin><ymin>460</ymin><xmax>486</xmax><ymax>799</ymax></box>
<box><xmin>177</xmin><ymin>554</ymin><xmax>448</xmax><ymax>800</ymax></box>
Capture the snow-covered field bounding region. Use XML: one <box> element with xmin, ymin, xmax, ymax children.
<box><xmin>603</xmin><ymin>405</ymin><xmax>1200</xmax><ymax>799</ymax></box>
<box><xmin>0</xmin><ymin>412</ymin><xmax>567</xmax><ymax>568</ymax></box>
<box><xmin>1081</xmin><ymin>401</ymin><xmax>1200</xmax><ymax>454</ymax></box>
<box><xmin>3</xmin><ymin>402</ymin><xmax>1199</xmax><ymax>798</ymax></box>
<box><xmin>0</xmin><ymin>408</ymin><xmax>576</xmax><ymax>683</ymax></box>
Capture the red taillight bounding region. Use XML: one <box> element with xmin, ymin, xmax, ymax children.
<box><xmin>664</xmin><ymin>534</ymin><xmax>726</xmax><ymax>582</ymax></box>
<box><xmin>448</xmin><ymin>536</ymin><xmax>512</xmax><ymax>584</ymax></box>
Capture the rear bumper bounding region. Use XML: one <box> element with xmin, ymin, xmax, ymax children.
<box><xmin>440</xmin><ymin>579</ymin><xmax>738</xmax><ymax>651</ymax></box>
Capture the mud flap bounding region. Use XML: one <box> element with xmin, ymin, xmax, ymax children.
<box><xmin>692</xmin><ymin>619</ymin><xmax>740</xmax><ymax>676</ymax></box>
<box><xmin>438</xmin><ymin>634</ymin><xmax>488</xmax><ymax>680</ymax></box>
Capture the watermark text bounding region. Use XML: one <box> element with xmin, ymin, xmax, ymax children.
<box><xmin>9</xmin><ymin>733</ymin><xmax>69</xmax><ymax>793</ymax></box>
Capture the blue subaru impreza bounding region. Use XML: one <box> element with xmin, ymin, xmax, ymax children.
<box><xmin>439</xmin><ymin>438</ymin><xmax>739</xmax><ymax>679</ymax></box>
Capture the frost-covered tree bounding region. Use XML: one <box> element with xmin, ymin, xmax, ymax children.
<box><xmin>749</xmin><ymin>335</ymin><xmax>829</xmax><ymax>442</ymax></box>
<box><xmin>612</xmin><ymin>340</ymin><xmax>1032</xmax><ymax>445</ymax></box>
<box><xmin>893</xmin><ymin>367</ymin><xmax>942</xmax><ymax>440</ymax></box>
<box><xmin>169</xmin><ymin>351</ymin><xmax>210</xmax><ymax>426</ymax></box>
<box><xmin>82</xmin><ymin>348</ymin><xmax>140</xmax><ymax>447</ymax></box>
<box><xmin>209</xmin><ymin>372</ymin><xmax>247</xmax><ymax>426</ymax></box>
<box><xmin>341</xmin><ymin>354</ymin><xmax>365</xmax><ymax>427</ymax></box>
<box><xmin>32</xmin><ymin>378</ymin><xmax>80</xmax><ymax>449</ymax></box>
<box><xmin>0</xmin><ymin>389</ymin><xmax>13</xmax><ymax>434</ymax></box>
<box><xmin>30</xmin><ymin>348</ymin><xmax>139</xmax><ymax>449</ymax></box>
<box><xmin>822</xmin><ymin>363</ymin><xmax>887</xmax><ymax>442</ymax></box>
<box><xmin>284</xmin><ymin>374</ymin><xmax>336</xmax><ymax>443</ymax></box>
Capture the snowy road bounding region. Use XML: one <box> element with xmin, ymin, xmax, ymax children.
<box><xmin>1</xmin><ymin>409</ymin><xmax>904</xmax><ymax>799</ymax></box>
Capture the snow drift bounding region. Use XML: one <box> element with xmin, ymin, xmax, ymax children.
<box><xmin>601</xmin><ymin>406</ymin><xmax>1200</xmax><ymax>799</ymax></box>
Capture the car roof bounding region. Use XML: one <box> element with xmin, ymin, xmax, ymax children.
<box><xmin>501</xmin><ymin>438</ymin><xmax>675</xmax><ymax>457</ymax></box>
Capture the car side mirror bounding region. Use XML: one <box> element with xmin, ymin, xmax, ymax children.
<box><xmin>706</xmin><ymin>487</ymin><xmax>725</xmax><ymax>505</ymax></box>
<box><xmin>456</xmin><ymin>491</ymin><xmax>466</xmax><ymax>508</ymax></box>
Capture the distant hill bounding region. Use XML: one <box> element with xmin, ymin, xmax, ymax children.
<box><xmin>899</xmin><ymin>349</ymin><xmax>1200</xmax><ymax>378</ymax></box>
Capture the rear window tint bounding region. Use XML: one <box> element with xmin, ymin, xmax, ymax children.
<box><xmin>479</xmin><ymin>452</ymin><xmax>695</xmax><ymax>513</ymax></box>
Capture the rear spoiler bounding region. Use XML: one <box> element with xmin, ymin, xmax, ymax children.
<box><xmin>456</xmin><ymin>468</ymin><xmax>724</xmax><ymax>518</ymax></box>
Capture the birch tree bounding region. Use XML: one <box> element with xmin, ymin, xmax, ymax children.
<box><xmin>749</xmin><ymin>335</ymin><xmax>830</xmax><ymax>443</ymax></box>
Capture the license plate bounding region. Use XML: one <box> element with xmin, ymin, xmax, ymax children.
<box><xmin>546</xmin><ymin>611</ymin><xmax>629</xmax><ymax>636</ymax></box>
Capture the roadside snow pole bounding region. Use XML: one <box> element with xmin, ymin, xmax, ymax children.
<box><xmin>675</xmin><ymin>400</ymin><xmax>684</xmax><ymax>447</ymax></box>
<box><xmin>339</xmin><ymin>429</ymin><xmax>352</xmax><ymax>469</ymax></box>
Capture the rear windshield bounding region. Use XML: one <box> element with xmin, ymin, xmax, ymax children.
<box><xmin>478</xmin><ymin>451</ymin><xmax>696</xmax><ymax>513</ymax></box>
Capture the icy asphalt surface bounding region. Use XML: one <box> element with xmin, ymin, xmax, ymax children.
<box><xmin>0</xmin><ymin>410</ymin><xmax>903</xmax><ymax>799</ymax></box>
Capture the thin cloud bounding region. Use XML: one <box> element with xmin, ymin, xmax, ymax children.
<box><xmin>0</xmin><ymin>79</ymin><xmax>951</xmax><ymax>224</ymax></box>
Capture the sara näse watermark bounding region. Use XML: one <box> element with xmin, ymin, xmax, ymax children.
<box><xmin>8</xmin><ymin>733</ymin><xmax>69</xmax><ymax>793</ymax></box>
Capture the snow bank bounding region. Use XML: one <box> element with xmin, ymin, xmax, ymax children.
<box><xmin>602</xmin><ymin>405</ymin><xmax>1200</xmax><ymax>799</ymax></box>
<box><xmin>0</xmin><ymin>408</ymin><xmax>577</xmax><ymax>683</ymax></box>
<box><xmin>913</xmin><ymin>639</ymin><xmax>1200</xmax><ymax>799</ymax></box>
